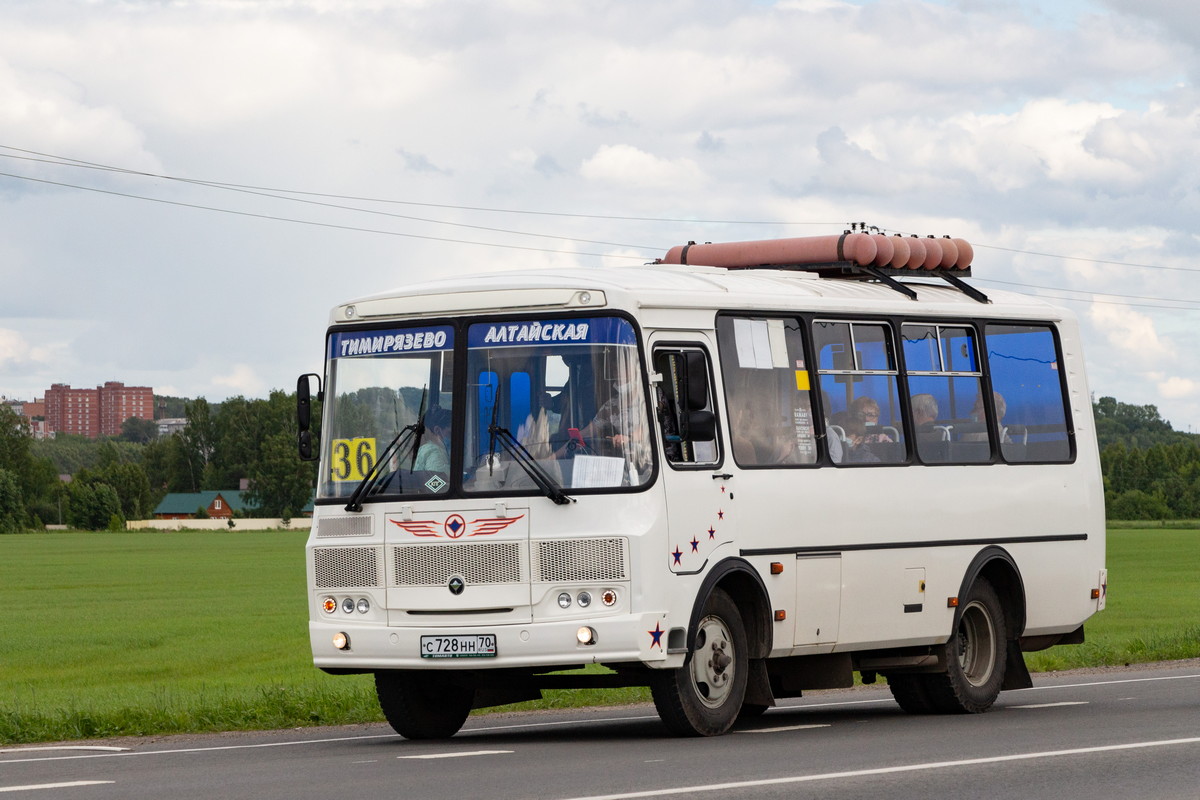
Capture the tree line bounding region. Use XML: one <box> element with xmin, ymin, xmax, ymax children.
<box><xmin>0</xmin><ymin>391</ymin><xmax>317</xmax><ymax>531</ymax></box>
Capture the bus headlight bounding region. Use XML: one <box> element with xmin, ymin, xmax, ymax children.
<box><xmin>356</xmin><ymin>598</ymin><xmax>371</xmax><ymax>614</ymax></box>
<box><xmin>341</xmin><ymin>597</ymin><xmax>355</xmax><ymax>614</ymax></box>
<box><xmin>577</xmin><ymin>591</ymin><xmax>592</xmax><ymax>608</ymax></box>
<box><xmin>332</xmin><ymin>632</ymin><xmax>351</xmax><ymax>650</ymax></box>
<box><xmin>557</xmin><ymin>592</ymin><xmax>572</xmax><ymax>609</ymax></box>
<box><xmin>576</xmin><ymin>626</ymin><xmax>596</xmax><ymax>646</ymax></box>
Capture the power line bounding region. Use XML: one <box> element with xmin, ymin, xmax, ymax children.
<box><xmin>0</xmin><ymin>170</ymin><xmax>652</xmax><ymax>261</ymax></box>
<box><xmin>4</xmin><ymin>143</ymin><xmax>1198</xmax><ymax>282</ymax></box>
<box><xmin>974</xmin><ymin>277</ymin><xmax>1200</xmax><ymax>308</ymax></box>
<box><xmin>0</xmin><ymin>145</ymin><xmax>842</xmax><ymax>226</ymax></box>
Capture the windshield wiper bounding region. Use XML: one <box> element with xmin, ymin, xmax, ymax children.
<box><xmin>488</xmin><ymin>423</ymin><xmax>573</xmax><ymax>506</ymax></box>
<box><xmin>344</xmin><ymin>423</ymin><xmax>418</xmax><ymax>512</ymax></box>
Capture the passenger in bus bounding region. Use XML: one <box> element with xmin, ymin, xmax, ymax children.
<box><xmin>574</xmin><ymin>374</ymin><xmax>651</xmax><ymax>472</ymax></box>
<box><xmin>841</xmin><ymin>419</ymin><xmax>881</xmax><ymax>463</ymax></box>
<box><xmin>849</xmin><ymin>396</ymin><xmax>893</xmax><ymax>444</ymax></box>
<box><xmin>413</xmin><ymin>406</ymin><xmax>451</xmax><ymax>473</ymax></box>
<box><xmin>963</xmin><ymin>391</ymin><xmax>1012</xmax><ymax>443</ymax></box>
<box><xmin>911</xmin><ymin>393</ymin><xmax>940</xmax><ymax>438</ymax></box>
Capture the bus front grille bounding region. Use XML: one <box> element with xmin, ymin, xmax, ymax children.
<box><xmin>390</xmin><ymin>542</ymin><xmax>524</xmax><ymax>586</ymax></box>
<box><xmin>314</xmin><ymin>546</ymin><xmax>381</xmax><ymax>588</ymax></box>
<box><xmin>535</xmin><ymin>538</ymin><xmax>628</xmax><ymax>582</ymax></box>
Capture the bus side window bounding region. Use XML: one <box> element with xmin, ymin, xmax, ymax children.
<box><xmin>654</xmin><ymin>348</ymin><xmax>720</xmax><ymax>466</ymax></box>
<box><xmin>814</xmin><ymin>320</ymin><xmax>905</xmax><ymax>465</ymax></box>
<box><xmin>983</xmin><ymin>324</ymin><xmax>1072</xmax><ymax>463</ymax></box>
<box><xmin>902</xmin><ymin>323</ymin><xmax>988</xmax><ymax>464</ymax></box>
<box><xmin>715</xmin><ymin>316</ymin><xmax>817</xmax><ymax>467</ymax></box>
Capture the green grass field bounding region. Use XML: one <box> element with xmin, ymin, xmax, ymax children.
<box><xmin>1</xmin><ymin>528</ymin><xmax>1197</xmax><ymax>744</ymax></box>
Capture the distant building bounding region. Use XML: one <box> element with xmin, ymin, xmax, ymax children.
<box><xmin>44</xmin><ymin>381</ymin><xmax>154</xmax><ymax>438</ymax></box>
<box><xmin>153</xmin><ymin>490</ymin><xmax>254</xmax><ymax>520</ymax></box>
<box><xmin>157</xmin><ymin>417</ymin><xmax>188</xmax><ymax>437</ymax></box>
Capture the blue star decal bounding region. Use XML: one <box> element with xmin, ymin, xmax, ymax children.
<box><xmin>717</xmin><ymin>509</ymin><xmax>724</xmax><ymax>520</ymax></box>
<box><xmin>690</xmin><ymin>536</ymin><xmax>700</xmax><ymax>553</ymax></box>
<box><xmin>648</xmin><ymin>622</ymin><xmax>664</xmax><ymax>649</ymax></box>
<box><xmin>672</xmin><ymin>546</ymin><xmax>683</xmax><ymax>565</ymax></box>
<box><xmin>707</xmin><ymin>526</ymin><xmax>716</xmax><ymax>540</ymax></box>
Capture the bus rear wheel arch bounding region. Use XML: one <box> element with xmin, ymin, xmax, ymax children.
<box><xmin>887</xmin><ymin>576</ymin><xmax>1008</xmax><ymax>714</ymax></box>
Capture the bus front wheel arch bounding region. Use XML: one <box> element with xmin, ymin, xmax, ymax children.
<box><xmin>651</xmin><ymin>587</ymin><xmax>749</xmax><ymax>736</ymax></box>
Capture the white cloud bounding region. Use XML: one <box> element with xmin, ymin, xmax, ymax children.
<box><xmin>1088</xmin><ymin>302</ymin><xmax>1170</xmax><ymax>360</ymax></box>
<box><xmin>1157</xmin><ymin>375</ymin><xmax>1199</xmax><ymax>400</ymax></box>
<box><xmin>579</xmin><ymin>144</ymin><xmax>705</xmax><ymax>190</ymax></box>
<box><xmin>211</xmin><ymin>364</ymin><xmax>268</xmax><ymax>399</ymax></box>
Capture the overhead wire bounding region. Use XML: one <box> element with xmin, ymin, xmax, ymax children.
<box><xmin>3</xmin><ymin>143</ymin><xmax>1198</xmax><ymax>306</ymax></box>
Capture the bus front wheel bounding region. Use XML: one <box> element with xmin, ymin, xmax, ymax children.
<box><xmin>651</xmin><ymin>588</ymin><xmax>748</xmax><ymax>736</ymax></box>
<box><xmin>375</xmin><ymin>671</ymin><xmax>474</xmax><ymax>739</ymax></box>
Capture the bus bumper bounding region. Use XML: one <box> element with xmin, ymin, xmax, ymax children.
<box><xmin>310</xmin><ymin>612</ymin><xmax>678</xmax><ymax>671</ymax></box>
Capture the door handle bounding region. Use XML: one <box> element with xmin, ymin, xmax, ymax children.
<box><xmin>711</xmin><ymin>473</ymin><xmax>732</xmax><ymax>480</ymax></box>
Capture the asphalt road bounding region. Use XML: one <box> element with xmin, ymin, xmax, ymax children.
<box><xmin>3</xmin><ymin>661</ymin><xmax>1198</xmax><ymax>800</ymax></box>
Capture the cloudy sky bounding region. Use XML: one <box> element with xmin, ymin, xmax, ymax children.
<box><xmin>2</xmin><ymin>0</ymin><xmax>1198</xmax><ymax>430</ymax></box>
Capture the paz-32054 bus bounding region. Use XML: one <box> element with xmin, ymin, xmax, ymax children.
<box><xmin>297</xmin><ymin>231</ymin><xmax>1106</xmax><ymax>738</ymax></box>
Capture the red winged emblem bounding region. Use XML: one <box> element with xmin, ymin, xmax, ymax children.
<box><xmin>468</xmin><ymin>515</ymin><xmax>525</xmax><ymax>536</ymax></box>
<box><xmin>389</xmin><ymin>514</ymin><xmax>525</xmax><ymax>539</ymax></box>
<box><xmin>389</xmin><ymin>520</ymin><xmax>441</xmax><ymax>538</ymax></box>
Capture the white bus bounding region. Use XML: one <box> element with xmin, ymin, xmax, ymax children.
<box><xmin>297</xmin><ymin>231</ymin><xmax>1106</xmax><ymax>739</ymax></box>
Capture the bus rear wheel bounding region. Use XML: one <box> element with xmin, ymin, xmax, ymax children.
<box><xmin>651</xmin><ymin>588</ymin><xmax>748</xmax><ymax>736</ymax></box>
<box><xmin>889</xmin><ymin>577</ymin><xmax>1007</xmax><ymax>714</ymax></box>
<box><xmin>374</xmin><ymin>671</ymin><xmax>475</xmax><ymax>740</ymax></box>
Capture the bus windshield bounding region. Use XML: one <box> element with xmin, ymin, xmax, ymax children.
<box><xmin>318</xmin><ymin>324</ymin><xmax>455</xmax><ymax>501</ymax></box>
<box><xmin>462</xmin><ymin>316</ymin><xmax>652</xmax><ymax>494</ymax></box>
<box><xmin>317</xmin><ymin>315</ymin><xmax>653</xmax><ymax>503</ymax></box>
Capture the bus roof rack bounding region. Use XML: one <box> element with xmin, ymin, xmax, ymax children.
<box><xmin>656</xmin><ymin>232</ymin><xmax>989</xmax><ymax>304</ymax></box>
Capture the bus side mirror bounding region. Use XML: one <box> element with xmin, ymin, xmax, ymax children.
<box><xmin>685</xmin><ymin>351</ymin><xmax>709</xmax><ymax>411</ymax></box>
<box><xmin>686</xmin><ymin>409</ymin><xmax>716</xmax><ymax>440</ymax></box>
<box><xmin>297</xmin><ymin>373</ymin><xmax>322</xmax><ymax>462</ymax></box>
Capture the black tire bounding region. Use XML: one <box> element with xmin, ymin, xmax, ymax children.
<box><xmin>890</xmin><ymin>578</ymin><xmax>1007</xmax><ymax>715</ymax></box>
<box><xmin>374</xmin><ymin>671</ymin><xmax>475</xmax><ymax>740</ymax></box>
<box><xmin>886</xmin><ymin>672</ymin><xmax>939</xmax><ymax>714</ymax></box>
<box><xmin>737</xmin><ymin>702</ymin><xmax>770</xmax><ymax>720</ymax></box>
<box><xmin>651</xmin><ymin>588</ymin><xmax>748</xmax><ymax>736</ymax></box>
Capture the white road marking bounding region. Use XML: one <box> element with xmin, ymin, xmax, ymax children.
<box><xmin>736</xmin><ymin>724</ymin><xmax>831</xmax><ymax>734</ymax></box>
<box><xmin>398</xmin><ymin>749</ymin><xmax>513</xmax><ymax>760</ymax></box>
<box><xmin>550</xmin><ymin>737</ymin><xmax>1200</xmax><ymax>800</ymax></box>
<box><xmin>0</xmin><ymin>781</ymin><xmax>114</xmax><ymax>794</ymax></box>
<box><xmin>0</xmin><ymin>747</ymin><xmax>128</xmax><ymax>754</ymax></box>
<box><xmin>1011</xmin><ymin>701</ymin><xmax>1090</xmax><ymax>710</ymax></box>
<box><xmin>1020</xmin><ymin>673</ymin><xmax>1200</xmax><ymax>692</ymax></box>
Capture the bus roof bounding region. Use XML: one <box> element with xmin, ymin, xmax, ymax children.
<box><xmin>333</xmin><ymin>261</ymin><xmax>1068</xmax><ymax>327</ymax></box>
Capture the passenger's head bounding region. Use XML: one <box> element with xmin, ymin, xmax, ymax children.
<box><xmin>423</xmin><ymin>405</ymin><xmax>452</xmax><ymax>435</ymax></box>
<box><xmin>912</xmin><ymin>394</ymin><xmax>938</xmax><ymax>426</ymax></box>
<box><xmin>971</xmin><ymin>391</ymin><xmax>1006</xmax><ymax>423</ymax></box>
<box><xmin>850</xmin><ymin>396</ymin><xmax>881</xmax><ymax>426</ymax></box>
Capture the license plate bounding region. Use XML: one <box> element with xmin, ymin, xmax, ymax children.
<box><xmin>420</xmin><ymin>634</ymin><xmax>497</xmax><ymax>659</ymax></box>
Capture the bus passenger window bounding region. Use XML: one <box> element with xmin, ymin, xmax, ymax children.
<box><xmin>902</xmin><ymin>324</ymin><xmax>988</xmax><ymax>464</ymax></box>
<box><xmin>983</xmin><ymin>324</ymin><xmax>1072</xmax><ymax>463</ymax></box>
<box><xmin>654</xmin><ymin>348</ymin><xmax>720</xmax><ymax>466</ymax></box>
<box><xmin>716</xmin><ymin>316</ymin><xmax>817</xmax><ymax>467</ymax></box>
<box><xmin>814</xmin><ymin>320</ymin><xmax>905</xmax><ymax>465</ymax></box>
